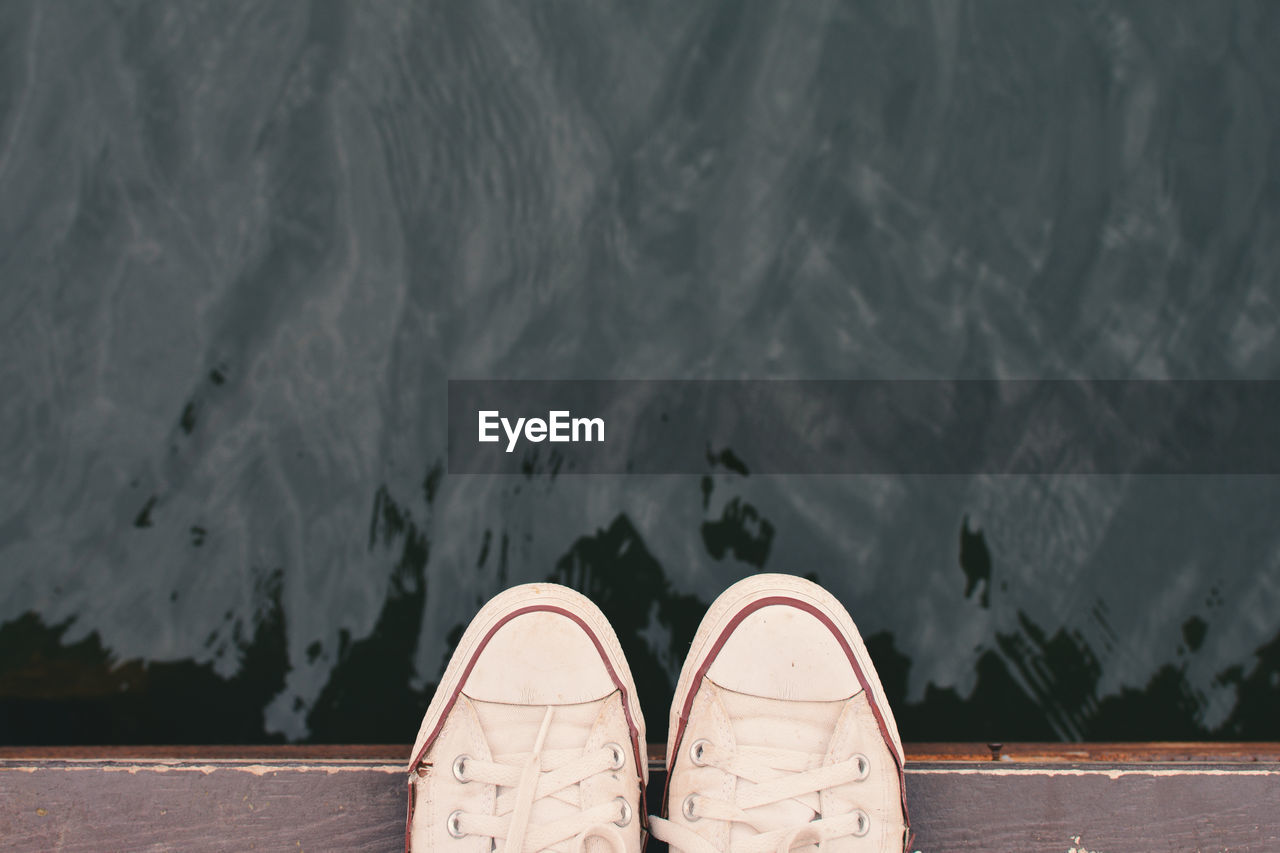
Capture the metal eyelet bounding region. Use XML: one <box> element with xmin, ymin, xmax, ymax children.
<box><xmin>853</xmin><ymin>808</ymin><xmax>869</xmax><ymax>837</ymax></box>
<box><xmin>689</xmin><ymin>738</ymin><xmax>711</xmax><ymax>766</ymax></box>
<box><xmin>613</xmin><ymin>796</ymin><xmax>633</xmax><ymax>827</ymax></box>
<box><xmin>682</xmin><ymin>793</ymin><xmax>700</xmax><ymax>821</ymax></box>
<box><xmin>605</xmin><ymin>742</ymin><xmax>626</xmax><ymax>770</ymax></box>
<box><xmin>853</xmin><ymin>753</ymin><xmax>870</xmax><ymax>780</ymax></box>
<box><xmin>452</xmin><ymin>754</ymin><xmax>470</xmax><ymax>783</ymax></box>
<box><xmin>447</xmin><ymin>809</ymin><xmax>466</xmax><ymax>838</ymax></box>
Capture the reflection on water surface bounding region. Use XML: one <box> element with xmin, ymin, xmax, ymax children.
<box><xmin>2</xmin><ymin>1</ymin><xmax>1279</xmax><ymax>743</ymax></box>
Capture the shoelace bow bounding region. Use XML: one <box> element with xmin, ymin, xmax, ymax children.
<box><xmin>448</xmin><ymin>707</ymin><xmax>632</xmax><ymax>852</ymax></box>
<box><xmin>650</xmin><ymin>740</ymin><xmax>871</xmax><ymax>853</ymax></box>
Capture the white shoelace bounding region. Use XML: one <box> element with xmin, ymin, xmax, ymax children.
<box><xmin>649</xmin><ymin>740</ymin><xmax>870</xmax><ymax>853</ymax></box>
<box><xmin>447</xmin><ymin>706</ymin><xmax>632</xmax><ymax>852</ymax></box>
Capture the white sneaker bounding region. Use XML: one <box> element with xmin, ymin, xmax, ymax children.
<box><xmin>407</xmin><ymin>583</ymin><xmax>647</xmax><ymax>852</ymax></box>
<box><xmin>650</xmin><ymin>574</ymin><xmax>909</xmax><ymax>852</ymax></box>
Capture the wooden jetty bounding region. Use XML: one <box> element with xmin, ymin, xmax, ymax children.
<box><xmin>3</xmin><ymin>743</ymin><xmax>1280</xmax><ymax>851</ymax></box>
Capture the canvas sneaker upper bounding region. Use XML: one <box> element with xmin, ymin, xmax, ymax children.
<box><xmin>407</xmin><ymin>584</ymin><xmax>647</xmax><ymax>852</ymax></box>
<box><xmin>651</xmin><ymin>574</ymin><xmax>909</xmax><ymax>852</ymax></box>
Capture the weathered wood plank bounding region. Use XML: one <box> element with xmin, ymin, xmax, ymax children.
<box><xmin>906</xmin><ymin>764</ymin><xmax>1280</xmax><ymax>852</ymax></box>
<box><xmin>3</xmin><ymin>752</ymin><xmax>1280</xmax><ymax>851</ymax></box>
<box><xmin>906</xmin><ymin>742</ymin><xmax>1280</xmax><ymax>764</ymax></box>
<box><xmin>6</xmin><ymin>741</ymin><xmax>1279</xmax><ymax>764</ymax></box>
<box><xmin>0</xmin><ymin>745</ymin><xmax>411</xmax><ymax>762</ymax></box>
<box><xmin>2</xmin><ymin>759</ymin><xmax>405</xmax><ymax>852</ymax></box>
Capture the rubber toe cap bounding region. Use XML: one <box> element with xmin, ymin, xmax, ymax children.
<box><xmin>706</xmin><ymin>604</ymin><xmax>860</xmax><ymax>701</ymax></box>
<box><xmin>461</xmin><ymin>609</ymin><xmax>616</xmax><ymax>705</ymax></box>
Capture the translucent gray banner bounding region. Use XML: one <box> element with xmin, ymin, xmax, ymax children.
<box><xmin>447</xmin><ymin>380</ymin><xmax>1280</xmax><ymax>475</ymax></box>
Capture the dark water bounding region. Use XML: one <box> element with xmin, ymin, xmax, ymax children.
<box><xmin>2</xmin><ymin>1</ymin><xmax>1279</xmax><ymax>746</ymax></box>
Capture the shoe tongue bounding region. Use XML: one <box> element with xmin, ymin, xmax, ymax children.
<box><xmin>716</xmin><ymin>686</ymin><xmax>845</xmax><ymax>755</ymax></box>
<box><xmin>714</xmin><ymin>684</ymin><xmax>848</xmax><ymax>846</ymax></box>
<box><xmin>468</xmin><ymin>696</ymin><xmax>605</xmax><ymax>757</ymax></box>
<box><xmin>468</xmin><ymin>696</ymin><xmax>609</xmax><ymax>847</ymax></box>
